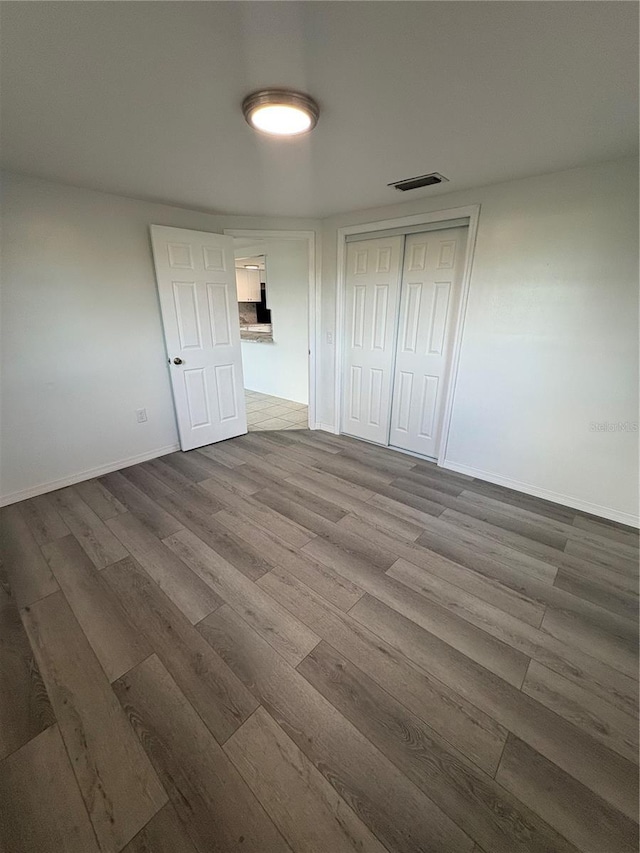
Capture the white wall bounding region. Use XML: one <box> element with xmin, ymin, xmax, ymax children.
<box><xmin>3</xmin><ymin>161</ymin><xmax>638</xmax><ymax>525</ymax></box>
<box><xmin>319</xmin><ymin>158</ymin><xmax>639</xmax><ymax>525</ymax></box>
<box><xmin>0</xmin><ymin>171</ymin><xmax>318</xmax><ymax>503</ymax></box>
<box><xmin>239</xmin><ymin>237</ymin><xmax>309</xmax><ymax>405</ymax></box>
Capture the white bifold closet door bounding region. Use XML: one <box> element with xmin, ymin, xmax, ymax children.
<box><xmin>342</xmin><ymin>236</ymin><xmax>404</xmax><ymax>443</ymax></box>
<box><xmin>389</xmin><ymin>227</ymin><xmax>467</xmax><ymax>457</ymax></box>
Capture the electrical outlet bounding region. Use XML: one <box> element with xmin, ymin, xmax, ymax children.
<box><xmin>327</xmin><ymin>331</ymin><xmax>333</xmax><ymax>344</ymax></box>
<box><xmin>136</xmin><ymin>408</ymin><xmax>148</xmax><ymax>423</ymax></box>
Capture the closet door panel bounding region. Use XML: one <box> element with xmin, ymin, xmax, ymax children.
<box><xmin>342</xmin><ymin>237</ymin><xmax>404</xmax><ymax>443</ymax></box>
<box><xmin>389</xmin><ymin>227</ymin><xmax>467</xmax><ymax>458</ymax></box>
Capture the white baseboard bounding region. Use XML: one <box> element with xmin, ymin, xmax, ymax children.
<box><xmin>0</xmin><ymin>443</ymin><xmax>181</xmax><ymax>507</ymax></box>
<box><xmin>316</xmin><ymin>423</ymin><xmax>339</xmax><ymax>435</ymax></box>
<box><xmin>441</xmin><ymin>459</ymin><xmax>640</xmax><ymax>528</ymax></box>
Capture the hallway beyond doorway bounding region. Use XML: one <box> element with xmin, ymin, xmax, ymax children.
<box><xmin>245</xmin><ymin>390</ymin><xmax>308</xmax><ymax>431</ymax></box>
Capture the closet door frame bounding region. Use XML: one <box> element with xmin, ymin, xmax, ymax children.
<box><xmin>334</xmin><ymin>204</ymin><xmax>480</xmax><ymax>466</ymax></box>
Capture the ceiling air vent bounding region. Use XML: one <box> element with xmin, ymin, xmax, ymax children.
<box><xmin>388</xmin><ymin>172</ymin><xmax>449</xmax><ymax>192</ymax></box>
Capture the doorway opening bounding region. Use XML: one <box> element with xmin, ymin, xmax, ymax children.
<box><xmin>226</xmin><ymin>229</ymin><xmax>316</xmax><ymax>433</ymax></box>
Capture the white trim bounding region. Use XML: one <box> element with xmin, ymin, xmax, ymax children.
<box><xmin>224</xmin><ymin>228</ymin><xmax>318</xmax><ymax>429</ymax></box>
<box><xmin>442</xmin><ymin>459</ymin><xmax>640</xmax><ymax>529</ymax></box>
<box><xmin>335</xmin><ymin>204</ymin><xmax>481</xmax><ymax>460</ymax></box>
<box><xmin>316</xmin><ymin>422</ymin><xmax>339</xmax><ymax>435</ymax></box>
<box><xmin>0</xmin><ymin>443</ymin><xmax>180</xmax><ymax>507</ymax></box>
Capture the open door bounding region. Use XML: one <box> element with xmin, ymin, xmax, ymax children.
<box><xmin>150</xmin><ymin>225</ymin><xmax>247</xmax><ymax>450</ymax></box>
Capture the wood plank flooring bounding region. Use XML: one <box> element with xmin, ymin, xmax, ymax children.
<box><xmin>1</xmin><ymin>428</ymin><xmax>638</xmax><ymax>853</ymax></box>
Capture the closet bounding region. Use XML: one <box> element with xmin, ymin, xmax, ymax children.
<box><xmin>341</xmin><ymin>224</ymin><xmax>468</xmax><ymax>459</ymax></box>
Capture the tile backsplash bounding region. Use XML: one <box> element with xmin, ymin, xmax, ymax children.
<box><xmin>238</xmin><ymin>302</ymin><xmax>258</xmax><ymax>325</ymax></box>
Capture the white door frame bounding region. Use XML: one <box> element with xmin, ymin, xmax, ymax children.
<box><xmin>335</xmin><ymin>204</ymin><xmax>480</xmax><ymax>466</ymax></box>
<box><xmin>224</xmin><ymin>229</ymin><xmax>318</xmax><ymax>430</ymax></box>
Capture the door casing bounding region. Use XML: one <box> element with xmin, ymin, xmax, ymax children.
<box><xmin>335</xmin><ymin>204</ymin><xmax>480</xmax><ymax>466</ymax></box>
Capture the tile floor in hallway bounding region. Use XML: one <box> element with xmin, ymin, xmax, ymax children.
<box><xmin>245</xmin><ymin>389</ymin><xmax>308</xmax><ymax>431</ymax></box>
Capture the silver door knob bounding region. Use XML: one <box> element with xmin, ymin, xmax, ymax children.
<box><xmin>173</xmin><ymin>357</ymin><xmax>183</xmax><ymax>365</ymax></box>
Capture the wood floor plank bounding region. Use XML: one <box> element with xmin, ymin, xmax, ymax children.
<box><xmin>255</xmin><ymin>479</ymin><xmax>349</xmax><ymax>523</ymax></box>
<box><xmin>460</xmin><ymin>490</ymin><xmax>639</xmax><ymax>559</ymax></box>
<box><xmin>554</xmin><ymin>567</ymin><xmax>638</xmax><ymax>621</ymax></box>
<box><xmin>402</xmin><ymin>523</ymin><xmax>636</xmax><ymax>638</ymax></box>
<box><xmin>121</xmin><ymin>803</ymin><xmax>198</xmax><ymax>853</ymax></box>
<box><xmin>140</xmin><ymin>457</ymin><xmax>195</xmax><ymax>492</ymax></box>
<box><xmin>48</xmin><ymin>486</ymin><xmax>129</xmax><ymax>568</ymax></box>
<box><xmin>164</xmin><ymin>482</ymin><xmax>225</xmax><ymax>517</ymax></box>
<box><xmin>180</xmin><ymin>454</ymin><xmax>263</xmax><ymax>496</ymax></box>
<box><xmin>2</xmin><ymin>430</ymin><xmax>637</xmax><ymax>852</ymax></box>
<box><xmin>22</xmin><ymin>591</ymin><xmax>167</xmax><ymax>851</ymax></box>
<box><xmin>198</xmin><ymin>476</ymin><xmax>315</xmax><ymax>549</ymax></box>
<box><xmin>414</xmin><ymin>516</ymin><xmax>559</xmax><ymax>583</ymax></box>
<box><xmin>300</xmin><ymin>641</ymin><xmax>580</xmax><ymax>853</ymax></box>
<box><xmin>120</xmin><ymin>462</ymin><xmax>176</xmax><ymax>501</ymax></box>
<box><xmin>443</xmin><ymin>508</ymin><xmax>639</xmax><ymax>589</ymax></box>
<box><xmin>389</xmin><ymin>466</ymin><xmax>466</xmax><ymax>496</ymax></box>
<box><xmin>565</xmin><ymin>537</ymin><xmax>639</xmax><ymax>575</ymax></box>
<box><xmin>0</xmin><ymin>570</ymin><xmax>55</xmax><ymax>760</ymax></box>
<box><xmin>284</xmin><ymin>473</ymin><xmax>425</xmax><ymax>540</ymax></box>
<box><xmin>349</xmin><ymin>594</ymin><xmax>639</xmax><ymax>820</ymax></box>
<box><xmin>157</xmin><ymin>490</ymin><xmax>273</xmax><ymax>581</ymax></box>
<box><xmin>377</xmin><ymin>482</ymin><xmax>447</xmax><ymax>518</ymax></box>
<box><xmin>195</xmin><ymin>442</ymin><xmax>246</xmax><ymax>468</ymax></box>
<box><xmin>258</xmin><ymin>567</ymin><xmax>507</xmax><ymax>775</ymax></box>
<box><xmin>388</xmin><ymin>555</ymin><xmax>544</xmax><ymax>629</ymax></box>
<box><xmin>553</xmin><ymin>551</ymin><xmax>640</xmax><ymax>596</ymax></box>
<box><xmin>541</xmin><ymin>606</ymin><xmax>638</xmax><ymax>679</ymax></box>
<box><xmin>257</xmin><ymin>488</ymin><xmax>399</xmax><ymax>569</ymax></box>
<box><xmin>18</xmin><ymin>494</ymin><xmax>69</xmax><ymax>545</ymax></box>
<box><xmin>113</xmin><ymin>654</ymin><xmax>291</xmax><ymax>853</ymax></box>
<box><xmin>463</xmin><ymin>477</ymin><xmax>577</xmax><ymax>524</ymax></box>
<box><xmin>302</xmin><ymin>535</ymin><xmax>530</xmax><ymax>688</ymax></box>
<box><xmin>442</xmin><ymin>508</ymin><xmax>566</xmax><ymax>562</ymax></box>
<box><xmin>198</xmin><ymin>604</ymin><xmax>475</xmax><ymax>853</ymax></box>
<box><xmin>278</xmin><ymin>458</ymin><xmax>378</xmax><ymax>503</ymax></box>
<box><xmin>384</xmin><ymin>557</ymin><xmax>637</xmax><ymax>711</ymax></box>
<box><xmin>343</xmin><ymin>516</ymin><xmax>545</xmax><ymax>626</ymax></box>
<box><xmin>522</xmin><ymin>660</ymin><xmax>638</xmax><ymax>764</ymax></box>
<box><xmin>290</xmin><ymin>446</ymin><xmax>398</xmax><ymax>492</ymax></box>
<box><xmin>270</xmin><ymin>547</ymin><xmax>364</xmax><ymax>613</ymax></box>
<box><xmin>202</xmin><ymin>443</ymin><xmax>309</xmax><ymax>487</ymax></box>
<box><xmin>496</xmin><ymin>734</ymin><xmax>638</xmax><ymax>853</ymax></box>
<box><xmin>224</xmin><ymin>706</ymin><xmax>388</xmax><ymax>853</ymax></box>
<box><xmin>572</xmin><ymin>515</ymin><xmax>639</xmax><ymax>548</ymax></box>
<box><xmin>368</xmin><ymin>489</ymin><xmax>451</xmax><ymax>528</ymax></box>
<box><xmin>100</xmin><ymin>471</ymin><xmax>184</xmax><ymax>538</ymax></box>
<box><xmin>0</xmin><ymin>504</ymin><xmax>59</xmax><ymax>606</ymax></box>
<box><xmin>43</xmin><ymin>535</ymin><xmax>151</xmax><ymax>682</ymax></box>
<box><xmin>199</xmin><ymin>503</ymin><xmax>361</xmax><ymax>611</ymax></box>
<box><xmin>164</xmin><ymin>528</ymin><xmax>320</xmax><ymax>667</ymax></box>
<box><xmin>103</xmin><ymin>556</ymin><xmax>257</xmax><ymax>744</ymax></box>
<box><xmin>417</xmin><ymin>514</ymin><xmax>560</xmax><ymax>583</ymax></box>
<box><xmin>391</xmin><ymin>479</ymin><xmax>570</xmax><ymax>549</ymax></box>
<box><xmin>106</xmin><ymin>512</ymin><xmax>220</xmax><ymax>624</ymax></box>
<box><xmin>73</xmin><ymin>478</ymin><xmax>127</xmax><ymax>520</ymax></box>
<box><xmin>162</xmin><ymin>449</ymin><xmax>229</xmax><ymax>482</ymax></box>
<box><xmin>0</xmin><ymin>725</ymin><xmax>100</xmax><ymax>853</ymax></box>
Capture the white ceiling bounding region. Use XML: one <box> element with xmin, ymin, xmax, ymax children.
<box><xmin>1</xmin><ymin>2</ymin><xmax>637</xmax><ymax>218</ymax></box>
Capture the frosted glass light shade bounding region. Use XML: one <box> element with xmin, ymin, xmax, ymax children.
<box><xmin>242</xmin><ymin>90</ymin><xmax>319</xmax><ymax>137</ymax></box>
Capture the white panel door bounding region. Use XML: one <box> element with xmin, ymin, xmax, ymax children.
<box><xmin>150</xmin><ymin>225</ymin><xmax>247</xmax><ymax>450</ymax></box>
<box><xmin>341</xmin><ymin>236</ymin><xmax>404</xmax><ymax>443</ymax></box>
<box><xmin>389</xmin><ymin>227</ymin><xmax>468</xmax><ymax>458</ymax></box>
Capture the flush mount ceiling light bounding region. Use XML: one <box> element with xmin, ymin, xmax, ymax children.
<box><xmin>242</xmin><ymin>89</ymin><xmax>319</xmax><ymax>137</ymax></box>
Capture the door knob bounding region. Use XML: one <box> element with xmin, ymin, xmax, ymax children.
<box><xmin>173</xmin><ymin>357</ymin><xmax>183</xmax><ymax>365</ymax></box>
